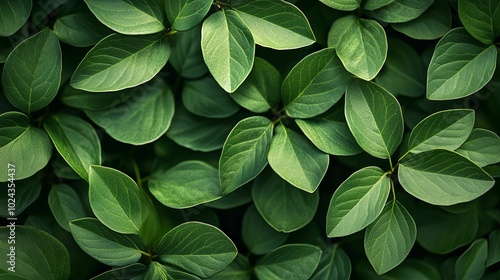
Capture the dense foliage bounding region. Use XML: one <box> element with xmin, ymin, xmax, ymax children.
<box><xmin>1</xmin><ymin>0</ymin><xmax>500</xmax><ymax>279</ymax></box>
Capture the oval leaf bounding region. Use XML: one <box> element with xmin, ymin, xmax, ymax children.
<box><xmin>459</xmin><ymin>0</ymin><xmax>500</xmax><ymax>44</ymax></box>
<box><xmin>364</xmin><ymin>0</ymin><xmax>395</xmax><ymax>10</ymax></box>
<box><xmin>2</xmin><ymin>30</ymin><xmax>62</xmax><ymax>114</ymax></box>
<box><xmin>242</xmin><ymin>205</ymin><xmax>288</xmax><ymax>255</ymax></box>
<box><xmin>54</xmin><ymin>13</ymin><xmax>113</xmax><ymax>47</ymax></box>
<box><xmin>71</xmin><ymin>33</ymin><xmax>170</xmax><ymax>92</ymax></box>
<box><xmin>0</xmin><ymin>174</ymin><xmax>41</xmax><ymax>218</ymax></box>
<box><xmin>368</xmin><ymin>0</ymin><xmax>434</xmax><ymax>23</ymax></box>
<box><xmin>91</xmin><ymin>264</ymin><xmax>147</xmax><ymax>280</ymax></box>
<box><xmin>456</xmin><ymin>129</ymin><xmax>500</xmax><ymax>168</ymax></box>
<box><xmin>310</xmin><ymin>245</ymin><xmax>352</xmax><ymax>280</ymax></box>
<box><xmin>145</xmin><ymin>262</ymin><xmax>201</xmax><ymax>280</ymax></box>
<box><xmin>169</xmin><ymin>25</ymin><xmax>208</xmax><ymax>79</ymax></box>
<box><xmin>209</xmin><ymin>254</ymin><xmax>251</xmax><ymax>280</ymax></box>
<box><xmin>455</xmin><ymin>239</ymin><xmax>488</xmax><ymax>280</ymax></box>
<box><xmin>0</xmin><ymin>0</ymin><xmax>31</xmax><ymax>36</ymax></box>
<box><xmin>48</xmin><ymin>184</ymin><xmax>86</xmax><ymax>231</ymax></box>
<box><xmin>166</xmin><ymin>0</ymin><xmax>212</xmax><ymax>31</ymax></box>
<box><xmin>398</xmin><ymin>149</ymin><xmax>495</xmax><ymax>206</ymax></box>
<box><xmin>319</xmin><ymin>0</ymin><xmax>361</xmax><ymax>11</ymax></box>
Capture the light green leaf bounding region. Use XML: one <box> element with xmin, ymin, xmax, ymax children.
<box><xmin>208</xmin><ymin>254</ymin><xmax>251</xmax><ymax>280</ymax></box>
<box><xmin>252</xmin><ymin>168</ymin><xmax>319</xmax><ymax>232</ymax></box>
<box><xmin>0</xmin><ymin>226</ymin><xmax>70</xmax><ymax>280</ymax></box>
<box><xmin>165</xmin><ymin>0</ymin><xmax>212</xmax><ymax>31</ymax></box>
<box><xmin>70</xmin><ymin>218</ymin><xmax>143</xmax><ymax>267</ymax></box>
<box><xmin>328</xmin><ymin>15</ymin><xmax>387</xmax><ymax>80</ymax></box>
<box><xmin>398</xmin><ymin>149</ymin><xmax>495</xmax><ymax>206</ymax></box>
<box><xmin>201</xmin><ymin>10</ymin><xmax>254</xmax><ymax>93</ymax></box>
<box><xmin>1</xmin><ymin>30</ymin><xmax>62</xmax><ymax>114</ymax></box>
<box><xmin>89</xmin><ymin>165</ymin><xmax>151</xmax><ymax>234</ymax></box>
<box><xmin>169</xmin><ymin>25</ymin><xmax>208</xmax><ymax>79</ymax></box>
<box><xmin>406</xmin><ymin>109</ymin><xmax>474</xmax><ymax>154</ymax></box>
<box><xmin>84</xmin><ymin>0</ymin><xmax>165</xmax><ymax>34</ymax></box>
<box><xmin>364</xmin><ymin>0</ymin><xmax>395</xmax><ymax>10</ymax></box>
<box><xmin>242</xmin><ymin>205</ymin><xmax>288</xmax><ymax>255</ymax></box>
<box><xmin>254</xmin><ymin>244</ymin><xmax>322</xmax><ymax>280</ymax></box>
<box><xmin>54</xmin><ymin>13</ymin><xmax>113</xmax><ymax>47</ymax></box>
<box><xmin>427</xmin><ymin>28</ymin><xmax>497</xmax><ymax>100</ymax></box>
<box><xmin>183</xmin><ymin>76</ymin><xmax>239</xmax><ymax>118</ymax></box>
<box><xmin>145</xmin><ymin>262</ymin><xmax>201</xmax><ymax>280</ymax></box>
<box><xmin>219</xmin><ymin>116</ymin><xmax>273</xmax><ymax>194</ymax></box>
<box><xmin>296</xmin><ymin>103</ymin><xmax>362</xmax><ymax>156</ymax></box>
<box><xmin>326</xmin><ymin>166</ymin><xmax>391</xmax><ymax>237</ymax></box>
<box><xmin>456</xmin><ymin>128</ymin><xmax>500</xmax><ymax>168</ymax></box>
<box><xmin>85</xmin><ymin>79</ymin><xmax>174</xmax><ymax>145</ymax></box>
<box><xmin>48</xmin><ymin>184</ymin><xmax>86</xmax><ymax>231</ymax></box>
<box><xmin>0</xmin><ymin>0</ymin><xmax>32</xmax><ymax>36</ymax></box>
<box><xmin>368</xmin><ymin>0</ymin><xmax>434</xmax><ymax>23</ymax></box>
<box><xmin>0</xmin><ymin>173</ymin><xmax>41</xmax><ymax>217</ymax></box>
<box><xmin>149</xmin><ymin>160</ymin><xmax>222</xmax><ymax>209</ymax></box>
<box><xmin>487</xmin><ymin>230</ymin><xmax>500</xmax><ymax>267</ymax></box>
<box><xmin>392</xmin><ymin>0</ymin><xmax>452</xmax><ymax>40</ymax></box>
<box><xmin>459</xmin><ymin>0</ymin><xmax>500</xmax><ymax>44</ymax></box>
<box><xmin>344</xmin><ymin>79</ymin><xmax>403</xmax><ymax>159</ymax></box>
<box><xmin>43</xmin><ymin>114</ymin><xmax>101</xmax><ymax>180</ymax></box>
<box><xmin>310</xmin><ymin>245</ymin><xmax>352</xmax><ymax>280</ymax></box>
<box><xmin>0</xmin><ymin>112</ymin><xmax>52</xmax><ymax>182</ymax></box>
<box><xmin>268</xmin><ymin>124</ymin><xmax>329</xmax><ymax>193</ymax></box>
<box><xmin>230</xmin><ymin>57</ymin><xmax>281</xmax><ymax>113</ymax></box>
<box><xmin>282</xmin><ymin>48</ymin><xmax>351</xmax><ymax>118</ymax></box>
<box><xmin>157</xmin><ymin>221</ymin><xmax>238</xmax><ymax>278</ymax></box>
<box><xmin>455</xmin><ymin>239</ymin><xmax>488</xmax><ymax>280</ymax></box>
<box><xmin>90</xmin><ymin>264</ymin><xmax>147</xmax><ymax>280</ymax></box>
<box><xmin>319</xmin><ymin>0</ymin><xmax>361</xmax><ymax>11</ymax></box>
<box><xmin>71</xmin><ymin>33</ymin><xmax>170</xmax><ymax>92</ymax></box>
<box><xmin>364</xmin><ymin>200</ymin><xmax>417</xmax><ymax>275</ymax></box>
<box><xmin>232</xmin><ymin>0</ymin><xmax>315</xmax><ymax>49</ymax></box>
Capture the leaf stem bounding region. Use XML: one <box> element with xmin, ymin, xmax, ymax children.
<box><xmin>131</xmin><ymin>160</ymin><xmax>142</xmax><ymax>189</ymax></box>
<box><xmin>390</xmin><ymin>178</ymin><xmax>396</xmax><ymax>201</ymax></box>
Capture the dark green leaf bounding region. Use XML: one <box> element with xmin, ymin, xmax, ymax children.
<box><xmin>368</xmin><ymin>0</ymin><xmax>434</xmax><ymax>23</ymax></box>
<box><xmin>48</xmin><ymin>184</ymin><xmax>86</xmax><ymax>231</ymax></box>
<box><xmin>145</xmin><ymin>262</ymin><xmax>201</xmax><ymax>280</ymax></box>
<box><xmin>364</xmin><ymin>0</ymin><xmax>395</xmax><ymax>10</ymax></box>
<box><xmin>459</xmin><ymin>0</ymin><xmax>500</xmax><ymax>44</ymax></box>
<box><xmin>205</xmin><ymin>184</ymin><xmax>253</xmax><ymax>210</ymax></box>
<box><xmin>487</xmin><ymin>230</ymin><xmax>500</xmax><ymax>267</ymax></box>
<box><xmin>319</xmin><ymin>0</ymin><xmax>361</xmax><ymax>11</ymax></box>
<box><xmin>310</xmin><ymin>245</ymin><xmax>352</xmax><ymax>280</ymax></box>
<box><xmin>208</xmin><ymin>254</ymin><xmax>251</xmax><ymax>280</ymax></box>
<box><xmin>90</xmin><ymin>263</ymin><xmax>147</xmax><ymax>280</ymax></box>
<box><xmin>455</xmin><ymin>239</ymin><xmax>488</xmax><ymax>280</ymax></box>
<box><xmin>0</xmin><ymin>0</ymin><xmax>32</xmax><ymax>36</ymax></box>
<box><xmin>383</xmin><ymin>259</ymin><xmax>441</xmax><ymax>279</ymax></box>
<box><xmin>456</xmin><ymin>128</ymin><xmax>500</xmax><ymax>167</ymax></box>
<box><xmin>54</xmin><ymin>13</ymin><xmax>112</xmax><ymax>47</ymax></box>
<box><xmin>169</xmin><ymin>25</ymin><xmax>208</xmax><ymax>79</ymax></box>
<box><xmin>60</xmin><ymin>84</ymin><xmax>133</xmax><ymax>111</ymax></box>
<box><xmin>166</xmin><ymin>0</ymin><xmax>212</xmax><ymax>31</ymax></box>
<box><xmin>242</xmin><ymin>205</ymin><xmax>288</xmax><ymax>255</ymax></box>
<box><xmin>0</xmin><ymin>173</ymin><xmax>41</xmax><ymax>217</ymax></box>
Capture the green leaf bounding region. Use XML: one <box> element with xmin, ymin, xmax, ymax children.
<box><xmin>268</xmin><ymin>124</ymin><xmax>329</xmax><ymax>193</ymax></box>
<box><xmin>85</xmin><ymin>79</ymin><xmax>174</xmax><ymax>145</ymax></box>
<box><xmin>328</xmin><ymin>15</ymin><xmax>387</xmax><ymax>80</ymax></box>
<box><xmin>364</xmin><ymin>200</ymin><xmax>417</xmax><ymax>275</ymax></box>
<box><xmin>145</xmin><ymin>262</ymin><xmax>201</xmax><ymax>280</ymax></box>
<box><xmin>326</xmin><ymin>166</ymin><xmax>391</xmax><ymax>237</ymax></box>
<box><xmin>90</xmin><ymin>263</ymin><xmax>147</xmax><ymax>280</ymax></box>
<box><xmin>374</xmin><ymin>38</ymin><xmax>425</xmax><ymax>97</ymax></box>
<box><xmin>487</xmin><ymin>230</ymin><xmax>500</xmax><ymax>267</ymax></box>
<box><xmin>319</xmin><ymin>0</ymin><xmax>361</xmax><ymax>11</ymax></box>
<box><xmin>230</xmin><ymin>57</ymin><xmax>281</xmax><ymax>113</ymax></box>
<box><xmin>455</xmin><ymin>239</ymin><xmax>488</xmax><ymax>280</ymax></box>
<box><xmin>157</xmin><ymin>221</ymin><xmax>238</xmax><ymax>278</ymax></box>
<box><xmin>169</xmin><ymin>25</ymin><xmax>208</xmax><ymax>79</ymax></box>
<box><xmin>54</xmin><ymin>13</ymin><xmax>113</xmax><ymax>47</ymax></box>
<box><xmin>1</xmin><ymin>30</ymin><xmax>62</xmax><ymax>114</ymax></box>
<box><xmin>382</xmin><ymin>259</ymin><xmax>441</xmax><ymax>279</ymax></box>
<box><xmin>344</xmin><ymin>79</ymin><xmax>403</xmax><ymax>159</ymax></box>
<box><xmin>398</xmin><ymin>149</ymin><xmax>495</xmax><ymax>206</ymax></box>
<box><xmin>0</xmin><ymin>226</ymin><xmax>70</xmax><ymax>280</ymax></box>
<box><xmin>254</xmin><ymin>244</ymin><xmax>322</xmax><ymax>280</ymax></box>
<box><xmin>232</xmin><ymin>0</ymin><xmax>315</xmax><ymax>49</ymax></box>
<box><xmin>89</xmin><ymin>165</ymin><xmax>151</xmax><ymax>234</ymax></box>
<box><xmin>459</xmin><ymin>0</ymin><xmax>500</xmax><ymax>44</ymax></box>
<box><xmin>165</xmin><ymin>0</ymin><xmax>212</xmax><ymax>31</ymax></box>
<box><xmin>0</xmin><ymin>112</ymin><xmax>52</xmax><ymax>182</ymax></box>
<box><xmin>219</xmin><ymin>116</ymin><xmax>273</xmax><ymax>194</ymax></box>
<box><xmin>242</xmin><ymin>205</ymin><xmax>288</xmax><ymax>255</ymax></box>
<box><xmin>0</xmin><ymin>173</ymin><xmax>41</xmax><ymax>217</ymax></box>
<box><xmin>0</xmin><ymin>0</ymin><xmax>32</xmax><ymax>36</ymax></box>
<box><xmin>201</xmin><ymin>10</ymin><xmax>254</xmax><ymax>93</ymax></box>
<box><xmin>43</xmin><ymin>114</ymin><xmax>102</xmax><ymax>180</ymax></box>
<box><xmin>367</xmin><ymin>0</ymin><xmax>434</xmax><ymax>23</ymax></box>
<box><xmin>252</xmin><ymin>168</ymin><xmax>319</xmax><ymax>232</ymax></box>
<box><xmin>70</xmin><ymin>218</ymin><xmax>143</xmax><ymax>267</ymax></box>
<box><xmin>296</xmin><ymin>103</ymin><xmax>362</xmax><ymax>156</ymax></box>
<box><xmin>48</xmin><ymin>184</ymin><xmax>86</xmax><ymax>231</ymax></box>
<box><xmin>205</xmin><ymin>185</ymin><xmax>253</xmax><ymax>210</ymax></box>
<box><xmin>282</xmin><ymin>48</ymin><xmax>351</xmax><ymax>118</ymax></box>
<box><xmin>310</xmin><ymin>245</ymin><xmax>352</xmax><ymax>280</ymax></box>
<box><xmin>364</xmin><ymin>0</ymin><xmax>395</xmax><ymax>10</ymax></box>
<box><xmin>149</xmin><ymin>160</ymin><xmax>222</xmax><ymax>209</ymax></box>
<box><xmin>406</xmin><ymin>109</ymin><xmax>474</xmax><ymax>154</ymax></box>
<box><xmin>71</xmin><ymin>33</ymin><xmax>170</xmax><ymax>92</ymax></box>
<box><xmin>427</xmin><ymin>28</ymin><xmax>497</xmax><ymax>100</ymax></box>
<box><xmin>456</xmin><ymin>128</ymin><xmax>500</xmax><ymax>168</ymax></box>
<box><xmin>183</xmin><ymin>76</ymin><xmax>239</xmax><ymax>118</ymax></box>
<box><xmin>60</xmin><ymin>83</ymin><xmax>132</xmax><ymax>111</ymax></box>
<box><xmin>392</xmin><ymin>0</ymin><xmax>452</xmax><ymax>40</ymax></box>
<box><xmin>208</xmin><ymin>254</ymin><xmax>251</xmax><ymax>280</ymax></box>
<box><xmin>84</xmin><ymin>0</ymin><xmax>165</xmax><ymax>34</ymax></box>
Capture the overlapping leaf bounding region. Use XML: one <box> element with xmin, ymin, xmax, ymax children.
<box><xmin>0</xmin><ymin>0</ymin><xmax>32</xmax><ymax>36</ymax></box>
<box><xmin>368</xmin><ymin>0</ymin><xmax>434</xmax><ymax>23</ymax></box>
<box><xmin>48</xmin><ymin>184</ymin><xmax>86</xmax><ymax>231</ymax></box>
<box><xmin>166</xmin><ymin>0</ymin><xmax>212</xmax><ymax>31</ymax></box>
<box><xmin>456</xmin><ymin>128</ymin><xmax>500</xmax><ymax>167</ymax></box>
<box><xmin>459</xmin><ymin>0</ymin><xmax>500</xmax><ymax>44</ymax></box>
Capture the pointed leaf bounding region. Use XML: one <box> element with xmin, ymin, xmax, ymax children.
<box><xmin>145</xmin><ymin>262</ymin><xmax>200</xmax><ymax>280</ymax></box>
<box><xmin>345</xmin><ymin>79</ymin><xmax>403</xmax><ymax>159</ymax></box>
<box><xmin>268</xmin><ymin>124</ymin><xmax>329</xmax><ymax>193</ymax></box>
<box><xmin>319</xmin><ymin>0</ymin><xmax>361</xmax><ymax>11</ymax></box>
<box><xmin>459</xmin><ymin>0</ymin><xmax>500</xmax><ymax>44</ymax></box>
<box><xmin>328</xmin><ymin>15</ymin><xmax>387</xmax><ymax>80</ymax></box>
<box><xmin>84</xmin><ymin>0</ymin><xmax>165</xmax><ymax>34</ymax></box>
<box><xmin>487</xmin><ymin>230</ymin><xmax>500</xmax><ymax>267</ymax></box>
<box><xmin>43</xmin><ymin>114</ymin><xmax>102</xmax><ymax>180</ymax></box>
<box><xmin>310</xmin><ymin>245</ymin><xmax>352</xmax><ymax>280</ymax></box>
<box><xmin>166</xmin><ymin>0</ymin><xmax>212</xmax><ymax>31</ymax></box>
<box><xmin>427</xmin><ymin>28</ymin><xmax>497</xmax><ymax>100</ymax></box>
<box><xmin>233</xmin><ymin>0</ymin><xmax>315</xmax><ymax>50</ymax></box>
<box><xmin>71</xmin><ymin>33</ymin><xmax>170</xmax><ymax>92</ymax></box>
<box><xmin>201</xmin><ymin>10</ymin><xmax>254</xmax><ymax>93</ymax></box>
<box><xmin>53</xmin><ymin>13</ymin><xmax>113</xmax><ymax>47</ymax></box>
<box><xmin>2</xmin><ymin>30</ymin><xmax>62</xmax><ymax>114</ymax></box>
<box><xmin>157</xmin><ymin>222</ymin><xmax>238</xmax><ymax>278</ymax></box>
<box><xmin>326</xmin><ymin>166</ymin><xmax>391</xmax><ymax>237</ymax></box>
<box><xmin>169</xmin><ymin>25</ymin><xmax>208</xmax><ymax>79</ymax></box>
<box><xmin>456</xmin><ymin>128</ymin><xmax>500</xmax><ymax>168</ymax></box>
<box><xmin>0</xmin><ymin>0</ymin><xmax>32</xmax><ymax>36</ymax></box>
<box><xmin>219</xmin><ymin>116</ymin><xmax>273</xmax><ymax>194</ymax></box>
<box><xmin>368</xmin><ymin>0</ymin><xmax>434</xmax><ymax>23</ymax></box>
<box><xmin>398</xmin><ymin>149</ymin><xmax>495</xmax><ymax>206</ymax></box>
<box><xmin>282</xmin><ymin>48</ymin><xmax>351</xmax><ymax>118</ymax></box>
<box><xmin>48</xmin><ymin>184</ymin><xmax>86</xmax><ymax>231</ymax></box>
<box><xmin>455</xmin><ymin>239</ymin><xmax>488</xmax><ymax>280</ymax></box>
